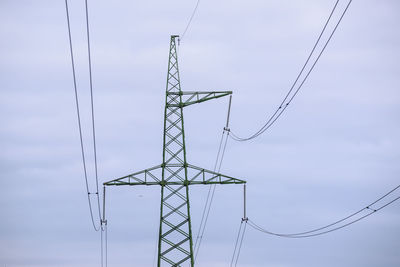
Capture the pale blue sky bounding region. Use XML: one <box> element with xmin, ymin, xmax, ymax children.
<box><xmin>0</xmin><ymin>0</ymin><xmax>399</xmax><ymax>266</ymax></box>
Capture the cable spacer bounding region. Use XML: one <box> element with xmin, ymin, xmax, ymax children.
<box><xmin>366</xmin><ymin>206</ymin><xmax>377</xmax><ymax>212</ymax></box>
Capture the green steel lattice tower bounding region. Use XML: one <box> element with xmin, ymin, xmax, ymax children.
<box><xmin>104</xmin><ymin>35</ymin><xmax>246</xmax><ymax>266</ymax></box>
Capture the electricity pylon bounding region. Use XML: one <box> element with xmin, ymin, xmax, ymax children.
<box><xmin>104</xmin><ymin>35</ymin><xmax>246</xmax><ymax>266</ymax></box>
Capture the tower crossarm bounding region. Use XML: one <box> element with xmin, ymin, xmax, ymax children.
<box><xmin>103</xmin><ymin>164</ymin><xmax>162</xmax><ymax>186</ymax></box>
<box><xmin>166</xmin><ymin>91</ymin><xmax>232</xmax><ymax>108</ymax></box>
<box><xmin>102</xmin><ymin>163</ymin><xmax>245</xmax><ymax>186</ymax></box>
<box><xmin>186</xmin><ymin>164</ymin><xmax>246</xmax><ymax>185</ymax></box>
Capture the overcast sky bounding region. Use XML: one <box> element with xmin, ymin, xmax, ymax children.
<box><xmin>0</xmin><ymin>0</ymin><xmax>399</xmax><ymax>266</ymax></box>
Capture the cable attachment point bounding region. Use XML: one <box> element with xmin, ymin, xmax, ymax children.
<box><xmin>241</xmin><ymin>217</ymin><xmax>248</xmax><ymax>222</ymax></box>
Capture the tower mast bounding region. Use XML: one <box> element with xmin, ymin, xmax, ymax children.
<box><xmin>104</xmin><ymin>35</ymin><xmax>246</xmax><ymax>266</ymax></box>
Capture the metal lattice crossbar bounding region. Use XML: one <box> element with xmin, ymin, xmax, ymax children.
<box><xmin>104</xmin><ymin>35</ymin><xmax>246</xmax><ymax>266</ymax></box>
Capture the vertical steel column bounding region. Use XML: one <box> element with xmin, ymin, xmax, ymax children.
<box><xmin>158</xmin><ymin>35</ymin><xmax>194</xmax><ymax>266</ymax></box>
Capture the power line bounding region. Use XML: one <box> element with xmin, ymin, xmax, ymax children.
<box><xmin>231</xmin><ymin>219</ymin><xmax>248</xmax><ymax>267</ymax></box>
<box><xmin>101</xmin><ymin>186</ymin><xmax>108</xmax><ymax>267</ymax></box>
<box><xmin>248</xmin><ymin>184</ymin><xmax>400</xmax><ymax>238</ymax></box>
<box><xmin>194</xmin><ymin>96</ymin><xmax>235</xmax><ymax>261</ymax></box>
<box><xmin>248</xmin><ymin>197</ymin><xmax>400</xmax><ymax>238</ymax></box>
<box><xmin>230</xmin><ymin>0</ymin><xmax>353</xmax><ymax>142</ymax></box>
<box><xmin>84</xmin><ymin>0</ymin><xmax>102</xmax><ymax>225</ymax></box>
<box><xmin>64</xmin><ymin>0</ymin><xmax>100</xmax><ymax>232</ymax></box>
<box><xmin>235</xmin><ymin>220</ymin><xmax>247</xmax><ymax>267</ymax></box>
<box><xmin>230</xmin><ymin>220</ymin><xmax>244</xmax><ymax>267</ymax></box>
<box><xmin>101</xmin><ymin>224</ymin><xmax>104</xmax><ymax>267</ymax></box>
<box><xmin>193</xmin><ymin>130</ymin><xmax>225</xmax><ymax>252</ymax></box>
<box><xmin>194</xmin><ymin>128</ymin><xmax>230</xmax><ymax>261</ymax></box>
<box><xmin>231</xmin><ymin>0</ymin><xmax>339</xmax><ymax>141</ymax></box>
<box><xmin>101</xmin><ymin>222</ymin><xmax>108</xmax><ymax>267</ymax></box>
<box><xmin>180</xmin><ymin>0</ymin><xmax>201</xmax><ymax>43</ymax></box>
<box><xmin>83</xmin><ymin>2</ymin><xmax>108</xmax><ymax>266</ymax></box>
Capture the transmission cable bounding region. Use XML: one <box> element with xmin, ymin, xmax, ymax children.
<box><xmin>230</xmin><ymin>220</ymin><xmax>243</xmax><ymax>267</ymax></box>
<box><xmin>235</xmin><ymin>220</ymin><xmax>247</xmax><ymax>267</ymax></box>
<box><xmin>84</xmin><ymin>0</ymin><xmax>102</xmax><ymax>222</ymax></box>
<box><xmin>194</xmin><ymin>128</ymin><xmax>230</xmax><ymax>261</ymax></box>
<box><xmin>230</xmin><ymin>0</ymin><xmax>353</xmax><ymax>142</ymax></box>
<box><xmin>180</xmin><ymin>0</ymin><xmax>201</xmax><ymax>43</ymax></box>
<box><xmin>230</xmin><ymin>219</ymin><xmax>248</xmax><ymax>267</ymax></box>
<box><xmin>248</xmin><ymin>183</ymin><xmax>400</xmax><ymax>238</ymax></box>
<box><xmin>84</xmin><ymin>1</ymin><xmax>108</xmax><ymax>266</ymax></box>
<box><xmin>101</xmin><ymin>222</ymin><xmax>108</xmax><ymax>267</ymax></box>
<box><xmin>194</xmin><ymin>96</ymin><xmax>233</xmax><ymax>261</ymax></box>
<box><xmin>101</xmin><ymin>186</ymin><xmax>108</xmax><ymax>267</ymax></box>
<box><xmin>64</xmin><ymin>0</ymin><xmax>100</xmax><ymax>232</ymax></box>
<box><xmin>193</xmin><ymin>129</ymin><xmax>224</xmax><ymax>251</ymax></box>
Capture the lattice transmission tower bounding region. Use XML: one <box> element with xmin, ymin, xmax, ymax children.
<box><xmin>104</xmin><ymin>35</ymin><xmax>246</xmax><ymax>266</ymax></box>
